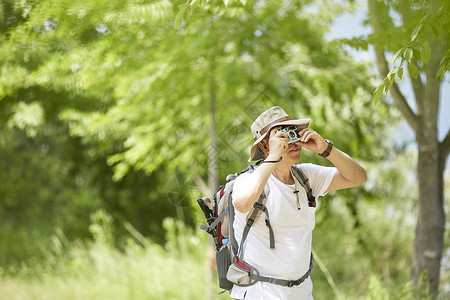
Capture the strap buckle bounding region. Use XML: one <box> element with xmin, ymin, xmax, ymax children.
<box><xmin>287</xmin><ymin>278</ymin><xmax>301</xmax><ymax>287</ymax></box>
<box><xmin>307</xmin><ymin>192</ymin><xmax>316</xmax><ymax>207</ymax></box>
<box><xmin>253</xmin><ymin>202</ymin><xmax>264</xmax><ymax>210</ymax></box>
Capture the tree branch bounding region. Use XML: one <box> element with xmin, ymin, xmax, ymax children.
<box><xmin>368</xmin><ymin>0</ymin><xmax>420</xmax><ymax>134</ymax></box>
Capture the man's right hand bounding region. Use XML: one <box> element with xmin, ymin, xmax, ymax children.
<box><xmin>266</xmin><ymin>128</ymin><xmax>289</xmax><ymax>161</ymax></box>
<box><xmin>233</xmin><ymin>127</ymin><xmax>289</xmax><ymax>213</ymax></box>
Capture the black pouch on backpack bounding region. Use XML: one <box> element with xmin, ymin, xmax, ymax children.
<box><xmin>216</xmin><ymin>244</ymin><xmax>233</xmax><ymax>290</ymax></box>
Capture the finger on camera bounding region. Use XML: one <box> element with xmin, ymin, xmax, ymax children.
<box><xmin>273</xmin><ymin>131</ymin><xmax>288</xmax><ymax>140</ymax></box>
<box><xmin>299</xmin><ymin>128</ymin><xmax>310</xmax><ymax>136</ymax></box>
<box><xmin>301</xmin><ymin>131</ymin><xmax>315</xmax><ymax>142</ymax></box>
<box><xmin>300</xmin><ymin>130</ymin><xmax>312</xmax><ymax>141</ymax></box>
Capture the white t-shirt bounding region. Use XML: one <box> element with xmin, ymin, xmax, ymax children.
<box><xmin>230</xmin><ymin>163</ymin><xmax>336</xmax><ymax>300</ymax></box>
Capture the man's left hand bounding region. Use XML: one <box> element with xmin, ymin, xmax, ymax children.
<box><xmin>298</xmin><ymin>128</ymin><xmax>328</xmax><ymax>154</ymax></box>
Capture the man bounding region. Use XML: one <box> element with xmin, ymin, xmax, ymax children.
<box><xmin>230</xmin><ymin>106</ymin><xmax>366</xmax><ymax>299</ymax></box>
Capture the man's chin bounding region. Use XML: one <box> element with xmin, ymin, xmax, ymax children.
<box><xmin>287</xmin><ymin>149</ymin><xmax>302</xmax><ymax>161</ymax></box>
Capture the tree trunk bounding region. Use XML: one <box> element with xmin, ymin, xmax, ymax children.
<box><xmin>413</xmin><ymin>130</ymin><xmax>445</xmax><ymax>295</ymax></box>
<box><xmin>410</xmin><ymin>32</ymin><xmax>446</xmax><ymax>296</ymax></box>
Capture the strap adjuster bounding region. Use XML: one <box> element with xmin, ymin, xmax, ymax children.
<box><xmin>287</xmin><ymin>279</ymin><xmax>301</xmax><ymax>287</ymax></box>
<box><xmin>253</xmin><ymin>202</ymin><xmax>264</xmax><ymax>210</ymax></box>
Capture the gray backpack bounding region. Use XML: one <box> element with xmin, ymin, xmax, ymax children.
<box><xmin>197</xmin><ymin>162</ymin><xmax>315</xmax><ymax>293</ymax></box>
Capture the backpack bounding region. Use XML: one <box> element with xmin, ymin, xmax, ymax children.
<box><xmin>197</xmin><ymin>162</ymin><xmax>315</xmax><ymax>293</ymax></box>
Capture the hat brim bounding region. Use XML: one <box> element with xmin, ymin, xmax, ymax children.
<box><xmin>248</xmin><ymin>119</ymin><xmax>310</xmax><ymax>162</ymax></box>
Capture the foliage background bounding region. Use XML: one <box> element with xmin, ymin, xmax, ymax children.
<box><xmin>0</xmin><ymin>0</ymin><xmax>448</xmax><ymax>299</ymax></box>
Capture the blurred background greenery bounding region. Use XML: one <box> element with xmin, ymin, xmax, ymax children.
<box><xmin>0</xmin><ymin>0</ymin><xmax>448</xmax><ymax>299</ymax></box>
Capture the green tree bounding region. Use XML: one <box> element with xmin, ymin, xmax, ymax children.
<box><xmin>0</xmin><ymin>0</ymin><xmax>188</xmax><ymax>249</ymax></box>
<box><xmin>346</xmin><ymin>0</ymin><xmax>449</xmax><ymax>295</ymax></box>
<box><xmin>0</xmin><ymin>0</ymin><xmax>393</xmax><ymax>276</ymax></box>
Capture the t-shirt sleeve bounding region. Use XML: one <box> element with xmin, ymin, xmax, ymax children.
<box><xmin>298</xmin><ymin>163</ymin><xmax>336</xmax><ymax>197</ymax></box>
<box><xmin>232</xmin><ymin>171</ymin><xmax>251</xmax><ymax>194</ymax></box>
<box><xmin>230</xmin><ymin>172</ymin><xmax>253</xmax><ymax>213</ymax></box>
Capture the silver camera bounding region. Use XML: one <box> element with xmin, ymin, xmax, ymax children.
<box><xmin>278</xmin><ymin>126</ymin><xmax>302</xmax><ymax>144</ymax></box>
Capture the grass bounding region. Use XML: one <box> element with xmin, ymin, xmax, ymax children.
<box><xmin>0</xmin><ymin>213</ymin><xmax>223</xmax><ymax>300</ymax></box>
<box><xmin>0</xmin><ymin>209</ymin><xmax>447</xmax><ymax>300</ymax></box>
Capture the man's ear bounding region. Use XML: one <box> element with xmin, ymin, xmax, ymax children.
<box><xmin>258</xmin><ymin>140</ymin><xmax>268</xmax><ymax>154</ymax></box>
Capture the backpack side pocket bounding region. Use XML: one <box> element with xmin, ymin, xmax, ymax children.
<box><xmin>216</xmin><ymin>243</ymin><xmax>233</xmax><ymax>290</ymax></box>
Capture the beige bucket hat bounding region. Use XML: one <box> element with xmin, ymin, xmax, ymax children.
<box><xmin>249</xmin><ymin>106</ymin><xmax>310</xmax><ymax>161</ymax></box>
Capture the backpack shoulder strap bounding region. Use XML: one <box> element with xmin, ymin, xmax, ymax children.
<box><xmin>291</xmin><ymin>165</ymin><xmax>316</xmax><ymax>207</ymax></box>
<box><xmin>237</xmin><ymin>189</ymin><xmax>275</xmax><ymax>259</ymax></box>
<box><xmin>231</xmin><ymin>162</ymin><xmax>275</xmax><ymax>258</ymax></box>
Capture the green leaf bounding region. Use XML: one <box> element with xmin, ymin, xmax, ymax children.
<box><xmin>391</xmin><ymin>48</ymin><xmax>404</xmax><ymax>63</ymax></box>
<box><xmin>174</xmin><ymin>5</ymin><xmax>187</xmax><ymax>29</ymax></box>
<box><xmin>403</xmin><ymin>48</ymin><xmax>413</xmax><ymax>62</ymax></box>
<box><xmin>373</xmin><ymin>82</ymin><xmax>385</xmax><ymax>104</ymax></box>
<box><xmin>397</xmin><ymin>67</ymin><xmax>403</xmax><ymax>80</ymax></box>
<box><xmin>418</xmin><ymin>14</ymin><xmax>429</xmax><ymax>25</ymax></box>
<box><xmin>423</xmin><ymin>24</ymin><xmax>433</xmax><ymax>39</ymax></box>
<box><xmin>413</xmin><ymin>48</ymin><xmax>421</xmax><ymax>60</ymax></box>
<box><xmin>436</xmin><ymin>63</ymin><xmax>448</xmax><ymax>81</ymax></box>
<box><xmin>408</xmin><ymin>62</ymin><xmax>419</xmax><ymax>79</ymax></box>
<box><xmin>411</xmin><ymin>23</ymin><xmax>422</xmax><ymax>42</ymax></box>
<box><xmin>384</xmin><ymin>79</ymin><xmax>393</xmax><ymax>93</ymax></box>
<box><xmin>421</xmin><ymin>43</ymin><xmax>431</xmax><ymax>65</ymax></box>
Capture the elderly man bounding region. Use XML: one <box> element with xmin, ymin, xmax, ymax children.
<box><xmin>230</xmin><ymin>106</ymin><xmax>366</xmax><ymax>299</ymax></box>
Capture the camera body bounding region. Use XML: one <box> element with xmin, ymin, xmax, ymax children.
<box><xmin>278</xmin><ymin>126</ymin><xmax>302</xmax><ymax>144</ymax></box>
